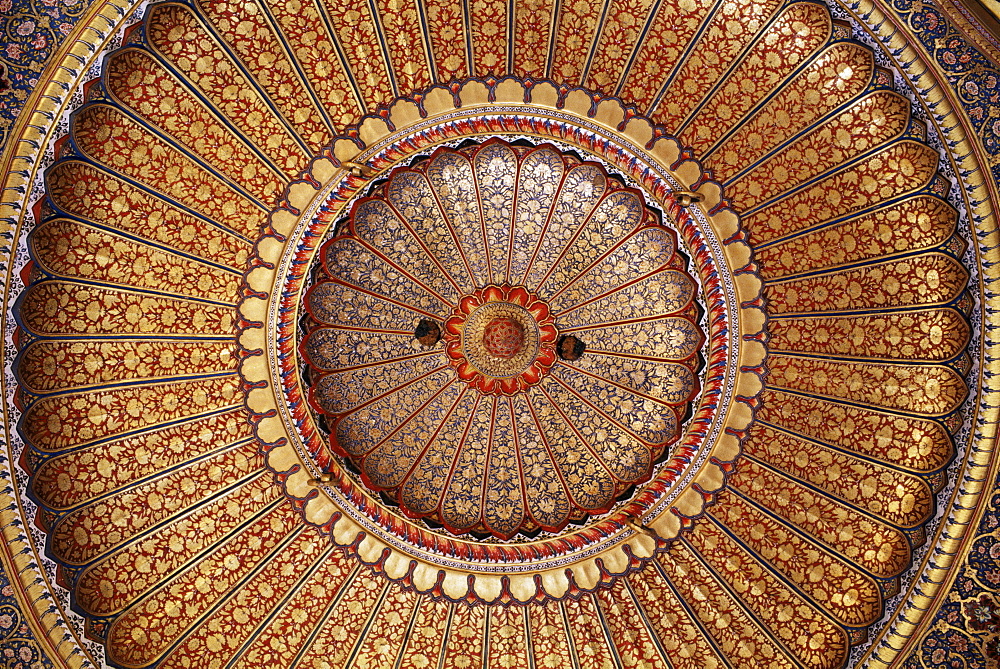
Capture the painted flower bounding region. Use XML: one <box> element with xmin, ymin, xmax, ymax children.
<box><xmin>444</xmin><ymin>284</ymin><xmax>557</xmax><ymax>396</ymax></box>
<box><xmin>965</xmin><ymin>594</ymin><xmax>1000</xmax><ymax>632</ymax></box>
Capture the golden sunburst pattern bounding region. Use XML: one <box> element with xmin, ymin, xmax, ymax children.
<box><xmin>5</xmin><ymin>0</ymin><xmax>978</xmax><ymax>666</ymax></box>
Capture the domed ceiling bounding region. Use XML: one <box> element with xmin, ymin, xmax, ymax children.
<box><xmin>1</xmin><ymin>0</ymin><xmax>999</xmax><ymax>667</ymax></box>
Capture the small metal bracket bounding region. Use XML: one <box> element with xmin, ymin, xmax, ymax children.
<box><xmin>342</xmin><ymin>161</ymin><xmax>375</xmax><ymax>177</ymax></box>
<box><xmin>673</xmin><ymin>190</ymin><xmax>703</xmax><ymax>207</ymax></box>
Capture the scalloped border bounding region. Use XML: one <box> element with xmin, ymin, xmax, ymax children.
<box><xmin>237</xmin><ymin>78</ymin><xmax>767</xmax><ymax>603</ymax></box>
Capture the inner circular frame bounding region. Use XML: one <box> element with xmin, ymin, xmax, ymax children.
<box><xmin>240</xmin><ymin>83</ymin><xmax>765</xmax><ymax>602</ymax></box>
<box><xmin>281</xmin><ymin>124</ymin><xmax>725</xmax><ymax>558</ymax></box>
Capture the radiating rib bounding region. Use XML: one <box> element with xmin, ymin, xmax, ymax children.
<box><xmin>334</xmin><ymin>369</ymin><xmax>455</xmax><ymax>457</ymax></box>
<box><xmin>439</xmin><ymin>395</ymin><xmax>494</xmax><ymax>531</ymax></box>
<box><xmin>595</xmin><ymin>581</ymin><xmax>670</xmax><ymax>668</ymax></box>
<box><xmin>744</xmin><ymin>423</ymin><xmax>933</xmax><ymax>528</ymax></box>
<box><xmin>256</xmin><ymin>0</ymin><xmax>366</xmax><ymax>125</ymax></box>
<box><xmin>565</xmin><ymin>595</ymin><xmax>620</xmax><ymax>667</ymax></box>
<box><xmin>74</xmin><ymin>473</ymin><xmax>284</xmax><ymax>617</ymax></box>
<box><xmin>72</xmin><ymin>104</ymin><xmax>267</xmax><ymax>239</ymax></box>
<box><xmin>765</xmin><ymin>253</ymin><xmax>968</xmax><ymax>316</ymax></box>
<box><xmin>307</xmin><ymin>281</ymin><xmax>437</xmax><ymax>330</ymax></box>
<box><xmin>426</xmin><ymin>151</ymin><xmax>490</xmax><ymax>287</ymax></box>
<box><xmin>324</xmin><ymin>237</ymin><xmax>452</xmax><ymax>315</ymax></box>
<box><xmin>441</xmin><ymin>605</ymin><xmax>488</xmax><ymax>669</ymax></box>
<box><xmin>194</xmin><ymin>0</ymin><xmax>334</xmax><ymax>148</ymax></box>
<box><xmin>525</xmin><ymin>390</ymin><xmax>618</xmax><ymax>511</ymax></box>
<box><xmin>628</xmin><ymin>567</ymin><xmax>730</xmax><ymax>669</ymax></box>
<box><xmin>513</xmin><ymin>0</ymin><xmax>556</xmax><ymax>76</ymax></box>
<box><xmin>31</xmin><ymin>220</ymin><xmax>239</xmax><ymax>304</ymax></box>
<box><xmin>424</xmin><ymin>0</ymin><xmax>468</xmax><ymax>81</ymax></box>
<box><xmin>231</xmin><ymin>552</ymin><xmax>362</xmax><ymax>669</ymax></box>
<box><xmin>32</xmin><ymin>408</ymin><xmax>249</xmax><ymax>511</ymax></box>
<box><xmin>397</xmin><ymin>598</ymin><xmax>451</xmax><ymax>669</ymax></box>
<box><xmin>567</xmin><ymin>353</ymin><xmax>697</xmax><ymax>405</ymax></box>
<box><xmin>767</xmin><ymin>354</ymin><xmax>967</xmax><ymax>416</ymax></box>
<box><xmin>302</xmin><ymin>327</ymin><xmax>423</xmax><ymax>371</ymax></box>
<box><xmin>358</xmin><ymin>190</ymin><xmax>468</xmax><ymax>300</ymax></box>
<box><xmin>549</xmin><ymin>0</ymin><xmax>605</xmax><ymax>84</ymax></box>
<box><xmin>755</xmin><ymin>195</ymin><xmax>957</xmax><ymax>281</ymax></box>
<box><xmin>538</xmin><ymin>377</ymin><xmax>653</xmax><ymax>481</ymax></box>
<box><xmin>46</xmin><ymin>161</ymin><xmax>252</xmax><ymax>269</ymax></box>
<box><xmin>473</xmin><ymin>142</ymin><xmax>517</xmax><ymax>283</ymax></box>
<box><xmin>18</xmin><ymin>339</ymin><xmax>236</xmax><ymax>394</ymax></box>
<box><xmin>361</xmin><ymin>382</ymin><xmax>467</xmax><ymax>487</ymax></box>
<box><xmin>105</xmin><ymin>48</ymin><xmax>290</xmax><ymax>195</ymax></box>
<box><xmin>292</xmin><ymin>577</ymin><xmax>392</xmax><ymax>668</ymax></box>
<box><xmin>509</xmin><ymin>147</ymin><xmax>567</xmax><ymax>284</ymax></box>
<box><xmin>371</xmin><ymin>0</ymin><xmax>434</xmax><ymax>94</ymax></box>
<box><xmin>145</xmin><ymin>3</ymin><xmax>313</xmax><ymax>167</ymax></box>
<box><xmin>768</xmin><ymin>309</ymin><xmax>970</xmax><ymax>361</ymax></box>
<box><xmin>637</xmin><ymin>0</ymin><xmax>783</xmax><ymax>126</ymax></box>
<box><xmin>555</xmin><ymin>268</ymin><xmax>695</xmax><ymax>329</ymax></box>
<box><xmin>315</xmin><ymin>0</ymin><xmax>396</xmax><ymax>107</ymax></box>
<box><xmin>551</xmin><ymin>365</ymin><xmax>679</xmax><ymax>445</ymax></box>
<box><xmin>703</xmin><ymin>41</ymin><xmax>875</xmax><ymax>177</ymax></box>
<box><xmin>656</xmin><ymin>544</ymin><xmax>797</xmax><ymax>665</ymax></box>
<box><xmin>743</xmin><ymin>141</ymin><xmax>939</xmax><ymax>244</ymax></box>
<box><xmin>399</xmin><ymin>391</ymin><xmax>480</xmax><ymax>516</ymax></box>
<box><xmin>708</xmin><ymin>489</ymin><xmax>887</xmax><ymax>627</ymax></box>
<box><xmin>50</xmin><ymin>442</ymin><xmax>260</xmax><ymax>565</ymax></box>
<box><xmin>483</xmin><ymin>411</ymin><xmax>527</xmax><ymax>538</ymax></box>
<box><xmin>726</xmin><ymin>91</ymin><xmax>911</xmax><ymax>212</ymax></box>
<box><xmin>22</xmin><ymin>375</ymin><xmax>241</xmax><ymax>452</ymax></box>
<box><xmin>546</xmin><ymin>224</ymin><xmax>674</xmax><ymax>314</ymax></box>
<box><xmin>552</xmin><ymin>365</ymin><xmax>677</xmax><ymax>446</ymax></box>
<box><xmin>510</xmin><ymin>395</ymin><xmax>572</xmax><ymax>530</ymax></box>
<box><xmin>19</xmin><ymin>282</ymin><xmax>235</xmax><ymax>338</ymax></box>
<box><xmin>562</xmin><ymin>316</ymin><xmax>702</xmax><ymax>362</ymax></box>
<box><xmin>756</xmin><ymin>389</ymin><xmax>954</xmax><ymax>472</ymax></box>
<box><xmin>311</xmin><ymin>355</ymin><xmax>447</xmax><ymax>416</ymax></box>
<box><xmin>147</xmin><ymin>528</ymin><xmax>331</xmax><ymax>669</ymax></box>
<box><xmin>617</xmin><ymin>0</ymin><xmax>718</xmax><ymax>111</ymax></box>
<box><xmin>532</xmin><ymin>601</ymin><xmax>572</xmax><ymax>667</ymax></box>
<box><xmin>537</xmin><ymin>190</ymin><xmax>645</xmax><ymax>298</ymax></box>
<box><xmin>342</xmin><ymin>583</ymin><xmax>420</xmax><ymax>669</ymax></box>
<box><xmin>677</xmin><ymin>2</ymin><xmax>832</xmax><ymax>156</ymax></box>
<box><xmin>681</xmin><ymin>516</ymin><xmax>851</xmax><ymax>668</ymax></box>
<box><xmin>729</xmin><ymin>463</ymin><xmax>912</xmax><ymax>583</ymax></box>
<box><xmin>522</xmin><ymin>163</ymin><xmax>609</xmax><ymax>290</ymax></box>
<box><xmin>583</xmin><ymin>0</ymin><xmax>661</xmax><ymax>91</ymax></box>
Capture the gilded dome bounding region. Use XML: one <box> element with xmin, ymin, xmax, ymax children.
<box><xmin>1</xmin><ymin>0</ymin><xmax>997</xmax><ymax>667</ymax></box>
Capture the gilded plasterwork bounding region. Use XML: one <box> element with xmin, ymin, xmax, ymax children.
<box><xmin>0</xmin><ymin>0</ymin><xmax>996</xmax><ymax>666</ymax></box>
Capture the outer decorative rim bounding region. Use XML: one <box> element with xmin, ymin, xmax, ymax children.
<box><xmin>238</xmin><ymin>78</ymin><xmax>767</xmax><ymax>603</ymax></box>
<box><xmin>0</xmin><ymin>3</ymin><xmax>996</xmax><ymax>667</ymax></box>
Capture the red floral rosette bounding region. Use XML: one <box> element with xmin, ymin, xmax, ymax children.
<box><xmin>444</xmin><ymin>284</ymin><xmax>557</xmax><ymax>395</ymax></box>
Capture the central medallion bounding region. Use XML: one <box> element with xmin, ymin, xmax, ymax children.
<box><xmin>445</xmin><ymin>285</ymin><xmax>557</xmax><ymax>394</ymax></box>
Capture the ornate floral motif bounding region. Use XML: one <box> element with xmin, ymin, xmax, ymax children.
<box><xmin>444</xmin><ymin>284</ymin><xmax>557</xmax><ymax>394</ymax></box>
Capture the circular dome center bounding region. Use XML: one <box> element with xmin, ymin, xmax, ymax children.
<box><xmin>300</xmin><ymin>139</ymin><xmax>706</xmax><ymax>539</ymax></box>
<box><xmin>483</xmin><ymin>317</ymin><xmax>524</xmax><ymax>358</ymax></box>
